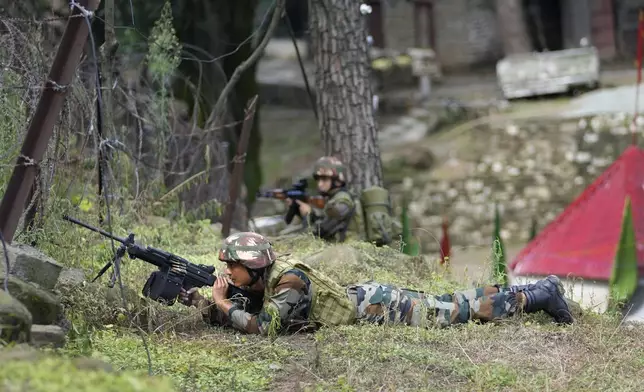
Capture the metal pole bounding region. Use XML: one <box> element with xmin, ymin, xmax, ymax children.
<box><xmin>98</xmin><ymin>0</ymin><xmax>118</xmax><ymax>225</ymax></box>
<box><xmin>0</xmin><ymin>0</ymin><xmax>101</xmax><ymax>243</ymax></box>
<box><xmin>221</xmin><ymin>96</ymin><xmax>258</xmax><ymax>238</ymax></box>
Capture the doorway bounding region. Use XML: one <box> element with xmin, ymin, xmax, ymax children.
<box><xmin>524</xmin><ymin>0</ymin><xmax>564</xmax><ymax>51</ymax></box>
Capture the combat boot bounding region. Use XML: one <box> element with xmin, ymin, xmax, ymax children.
<box><xmin>497</xmin><ymin>277</ymin><xmax>546</xmax><ymax>294</ymax></box>
<box><xmin>504</xmin><ymin>274</ymin><xmax>564</xmax><ymax>293</ymax></box>
<box><xmin>520</xmin><ymin>275</ymin><xmax>574</xmax><ymax>324</ymax></box>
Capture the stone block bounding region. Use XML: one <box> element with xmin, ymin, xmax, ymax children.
<box><xmin>0</xmin><ymin>289</ymin><xmax>32</xmax><ymax>344</ymax></box>
<box><xmin>7</xmin><ymin>243</ymin><xmax>62</xmax><ymax>291</ymax></box>
<box><xmin>55</xmin><ymin>267</ymin><xmax>87</xmax><ymax>291</ymax></box>
<box><xmin>30</xmin><ymin>324</ymin><xmax>66</xmax><ymax>348</ymax></box>
<box><xmin>6</xmin><ymin>276</ymin><xmax>62</xmax><ymax>325</ymax></box>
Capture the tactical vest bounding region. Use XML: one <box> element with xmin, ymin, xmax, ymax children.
<box><xmin>266</xmin><ymin>259</ymin><xmax>356</xmax><ymax>327</ymax></box>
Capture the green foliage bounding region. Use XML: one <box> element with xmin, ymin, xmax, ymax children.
<box><xmin>11</xmin><ymin>211</ymin><xmax>644</xmax><ymax>392</ymax></box>
<box><xmin>609</xmin><ymin>196</ymin><xmax>639</xmax><ymax>310</ymax></box>
<box><xmin>63</xmin><ymin>329</ymin><xmax>293</xmax><ymax>391</ymax></box>
<box><xmin>491</xmin><ymin>203</ymin><xmax>507</xmax><ymax>285</ymax></box>
<box><xmin>146</xmin><ymin>2</ymin><xmax>182</xmax><ymax>84</ymax></box>
<box><xmin>0</xmin><ymin>355</ymin><xmax>175</xmax><ymax>392</ymax></box>
<box><xmin>0</xmin><ymin>69</ymin><xmax>30</xmax><ymax>192</ymax></box>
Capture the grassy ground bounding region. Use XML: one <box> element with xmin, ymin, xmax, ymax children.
<box><xmin>1</xmin><ymin>213</ymin><xmax>642</xmax><ymax>392</ymax></box>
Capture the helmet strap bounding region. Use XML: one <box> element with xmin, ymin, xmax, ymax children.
<box><xmin>246</xmin><ymin>266</ymin><xmax>266</xmax><ymax>287</ymax></box>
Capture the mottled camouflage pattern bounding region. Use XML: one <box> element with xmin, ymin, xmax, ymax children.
<box><xmin>347</xmin><ymin>282</ymin><xmax>519</xmax><ymax>328</ymax></box>
<box><xmin>198</xmin><ymin>261</ymin><xmax>521</xmax><ymax>335</ymax></box>
<box><xmin>227</xmin><ymin>268</ymin><xmax>314</xmax><ymax>335</ymax></box>
<box><xmin>218</xmin><ymin>232</ymin><xmax>276</xmax><ymax>269</ymax></box>
<box><xmin>308</xmin><ymin>188</ymin><xmax>357</xmax><ymax>242</ymax></box>
<box><xmin>313</xmin><ymin>156</ymin><xmax>347</xmax><ymax>183</ymax></box>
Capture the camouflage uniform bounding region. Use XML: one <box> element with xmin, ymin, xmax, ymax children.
<box><xmin>347</xmin><ymin>283</ymin><xmax>519</xmax><ymax>328</ymax></box>
<box><xmin>188</xmin><ymin>233</ymin><xmax>574</xmax><ymax>336</ymax></box>
<box><xmin>308</xmin><ymin>187</ymin><xmax>356</xmax><ymax>242</ymax></box>
<box><xmin>307</xmin><ymin>156</ymin><xmax>356</xmax><ymax>242</ymax></box>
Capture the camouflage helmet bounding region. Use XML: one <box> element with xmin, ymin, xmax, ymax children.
<box><xmin>313</xmin><ymin>156</ymin><xmax>346</xmax><ymax>183</ymax></box>
<box><xmin>218</xmin><ymin>232</ymin><xmax>276</xmax><ymax>270</ymax></box>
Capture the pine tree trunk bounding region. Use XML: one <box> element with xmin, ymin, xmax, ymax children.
<box><xmin>495</xmin><ymin>0</ymin><xmax>533</xmax><ymax>54</ymax></box>
<box><xmin>309</xmin><ymin>0</ymin><xmax>383</xmax><ymax>193</ymax></box>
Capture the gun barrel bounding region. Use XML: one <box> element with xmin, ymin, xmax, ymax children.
<box><xmin>62</xmin><ymin>215</ymin><xmax>128</xmax><ymax>243</ymax></box>
<box><xmin>257</xmin><ymin>190</ymin><xmax>286</xmax><ymax>199</ymax></box>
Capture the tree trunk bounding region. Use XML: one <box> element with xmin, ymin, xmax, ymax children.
<box><xmin>221</xmin><ymin>0</ymin><xmax>262</xmax><ymax>210</ymax></box>
<box><xmin>309</xmin><ymin>0</ymin><xmax>383</xmax><ymax>193</ymax></box>
<box><xmin>495</xmin><ymin>0</ymin><xmax>533</xmax><ymax>54</ymax></box>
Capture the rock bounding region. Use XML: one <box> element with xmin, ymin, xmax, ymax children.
<box><xmin>251</xmin><ymin>215</ymin><xmax>288</xmax><ymax>237</ymax></box>
<box><xmin>6</xmin><ymin>276</ymin><xmax>62</xmax><ymax>325</ymax></box>
<box><xmin>0</xmin><ymin>289</ymin><xmax>32</xmax><ymax>344</ymax></box>
<box><xmin>55</xmin><ymin>267</ymin><xmax>86</xmax><ymax>290</ymax></box>
<box><xmin>30</xmin><ymin>324</ymin><xmax>66</xmax><ymax>348</ymax></box>
<box><xmin>7</xmin><ymin>243</ymin><xmax>62</xmax><ymax>291</ymax></box>
<box><xmin>251</xmin><ymin>198</ymin><xmax>286</xmax><ymax>217</ymax></box>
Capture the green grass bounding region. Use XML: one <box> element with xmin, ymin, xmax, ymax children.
<box><xmin>2</xmin><ymin>212</ymin><xmax>643</xmax><ymax>391</ymax></box>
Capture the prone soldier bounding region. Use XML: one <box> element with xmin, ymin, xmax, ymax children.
<box><xmin>179</xmin><ymin>232</ymin><xmax>575</xmax><ymax>335</ymax></box>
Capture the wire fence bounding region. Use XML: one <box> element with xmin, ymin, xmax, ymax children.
<box><xmin>0</xmin><ymin>7</ymin><xmax>249</xmax><ymax>244</ymax></box>
<box><xmin>0</xmin><ymin>4</ymin><xmax>261</xmax><ymax>374</ymax></box>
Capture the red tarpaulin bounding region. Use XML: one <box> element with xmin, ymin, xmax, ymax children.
<box><xmin>510</xmin><ymin>145</ymin><xmax>644</xmax><ymax>281</ymax></box>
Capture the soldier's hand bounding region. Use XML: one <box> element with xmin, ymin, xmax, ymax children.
<box><xmin>212</xmin><ymin>276</ymin><xmax>229</xmax><ymax>303</ymax></box>
<box><xmin>295</xmin><ymin>200</ymin><xmax>311</xmax><ymax>216</ymax></box>
<box><xmin>179</xmin><ymin>287</ymin><xmax>202</xmax><ymax>307</ymax></box>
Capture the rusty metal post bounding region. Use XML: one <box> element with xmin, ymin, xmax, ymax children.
<box><xmin>0</xmin><ymin>0</ymin><xmax>101</xmax><ymax>243</ymax></box>
<box><xmin>221</xmin><ymin>96</ymin><xmax>258</xmax><ymax>238</ymax></box>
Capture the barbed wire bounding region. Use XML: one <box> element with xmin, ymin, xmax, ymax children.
<box><xmin>0</xmin><ymin>1</ymin><xmax>264</xmax><ymax>369</ymax></box>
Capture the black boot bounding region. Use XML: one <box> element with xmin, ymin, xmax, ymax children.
<box><xmin>503</xmin><ymin>275</ymin><xmax>560</xmax><ymax>293</ymax></box>
<box><xmin>521</xmin><ymin>275</ymin><xmax>574</xmax><ymax>324</ymax></box>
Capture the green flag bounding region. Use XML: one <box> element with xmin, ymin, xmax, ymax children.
<box><xmin>400</xmin><ymin>193</ymin><xmax>419</xmax><ymax>256</ymax></box>
<box><xmin>609</xmin><ymin>196</ymin><xmax>639</xmax><ymax>310</ymax></box>
<box><xmin>492</xmin><ymin>203</ymin><xmax>507</xmax><ymax>285</ymax></box>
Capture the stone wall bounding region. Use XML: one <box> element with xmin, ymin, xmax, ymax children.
<box><xmin>401</xmin><ymin>113</ymin><xmax>637</xmax><ymax>252</ymax></box>
<box><xmin>0</xmin><ymin>244</ymin><xmax>84</xmax><ymax>348</ymax></box>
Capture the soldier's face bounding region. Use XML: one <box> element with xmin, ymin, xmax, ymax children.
<box><xmin>223</xmin><ymin>262</ymin><xmax>252</xmax><ymax>286</ymax></box>
<box><xmin>316</xmin><ymin>176</ymin><xmax>332</xmax><ymax>193</ymax></box>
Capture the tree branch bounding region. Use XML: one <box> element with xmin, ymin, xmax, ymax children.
<box><xmin>206</xmin><ymin>0</ymin><xmax>285</xmax><ymax>127</ymax></box>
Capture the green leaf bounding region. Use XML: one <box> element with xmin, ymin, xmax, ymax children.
<box><xmin>491</xmin><ymin>203</ymin><xmax>507</xmax><ymax>286</ymax></box>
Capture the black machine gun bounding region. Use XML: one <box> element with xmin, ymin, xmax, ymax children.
<box><xmin>256</xmin><ymin>178</ymin><xmax>326</xmax><ymax>225</ymax></box>
<box><xmin>62</xmin><ymin>215</ymin><xmax>263</xmax><ymax>313</ymax></box>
